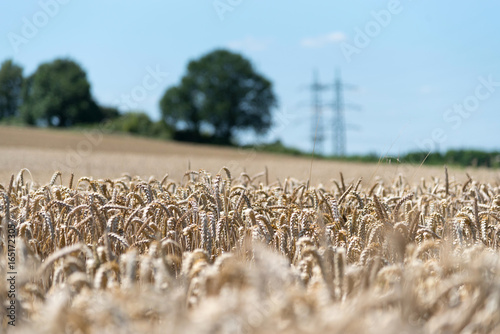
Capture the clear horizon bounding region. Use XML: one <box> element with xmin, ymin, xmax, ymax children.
<box><xmin>1</xmin><ymin>0</ymin><xmax>499</xmax><ymax>156</ymax></box>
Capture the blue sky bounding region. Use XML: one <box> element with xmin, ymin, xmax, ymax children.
<box><xmin>1</xmin><ymin>0</ymin><xmax>499</xmax><ymax>156</ymax></box>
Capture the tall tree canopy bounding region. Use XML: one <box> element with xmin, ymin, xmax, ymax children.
<box><xmin>21</xmin><ymin>58</ymin><xmax>102</xmax><ymax>127</ymax></box>
<box><xmin>0</xmin><ymin>59</ymin><xmax>23</xmax><ymax>119</ymax></box>
<box><xmin>160</xmin><ymin>49</ymin><xmax>277</xmax><ymax>143</ymax></box>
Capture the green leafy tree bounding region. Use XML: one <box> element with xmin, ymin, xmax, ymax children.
<box><xmin>107</xmin><ymin>111</ymin><xmax>172</xmax><ymax>139</ymax></box>
<box><xmin>21</xmin><ymin>58</ymin><xmax>101</xmax><ymax>127</ymax></box>
<box><xmin>99</xmin><ymin>106</ymin><xmax>120</xmax><ymax>120</ymax></box>
<box><xmin>0</xmin><ymin>59</ymin><xmax>23</xmax><ymax>119</ymax></box>
<box><xmin>160</xmin><ymin>49</ymin><xmax>277</xmax><ymax>144</ymax></box>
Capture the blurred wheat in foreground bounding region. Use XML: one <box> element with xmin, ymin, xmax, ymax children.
<box><xmin>2</xmin><ymin>167</ymin><xmax>500</xmax><ymax>333</ymax></box>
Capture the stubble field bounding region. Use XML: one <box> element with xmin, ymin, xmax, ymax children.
<box><xmin>1</xmin><ymin>125</ymin><xmax>500</xmax><ymax>333</ymax></box>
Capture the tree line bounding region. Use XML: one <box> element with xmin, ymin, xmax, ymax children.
<box><xmin>0</xmin><ymin>49</ymin><xmax>277</xmax><ymax>144</ymax></box>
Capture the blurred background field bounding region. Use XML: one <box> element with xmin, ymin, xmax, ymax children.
<box><xmin>1</xmin><ymin>125</ymin><xmax>498</xmax><ymax>187</ymax></box>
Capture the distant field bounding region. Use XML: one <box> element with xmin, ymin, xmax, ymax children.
<box><xmin>0</xmin><ymin>125</ymin><xmax>498</xmax><ymax>187</ymax></box>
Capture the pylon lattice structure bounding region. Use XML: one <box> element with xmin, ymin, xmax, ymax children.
<box><xmin>332</xmin><ymin>69</ymin><xmax>347</xmax><ymax>157</ymax></box>
<box><xmin>309</xmin><ymin>70</ymin><xmax>328</xmax><ymax>155</ymax></box>
<box><xmin>309</xmin><ymin>69</ymin><xmax>358</xmax><ymax>157</ymax></box>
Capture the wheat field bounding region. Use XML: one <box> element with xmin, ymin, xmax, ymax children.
<box><xmin>1</xmin><ymin>125</ymin><xmax>498</xmax><ymax>187</ymax></box>
<box><xmin>1</xmin><ymin>164</ymin><xmax>500</xmax><ymax>333</ymax></box>
<box><xmin>2</xmin><ymin>127</ymin><xmax>500</xmax><ymax>333</ymax></box>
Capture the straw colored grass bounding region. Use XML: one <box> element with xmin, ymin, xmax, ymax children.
<box><xmin>1</xmin><ymin>166</ymin><xmax>500</xmax><ymax>333</ymax></box>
